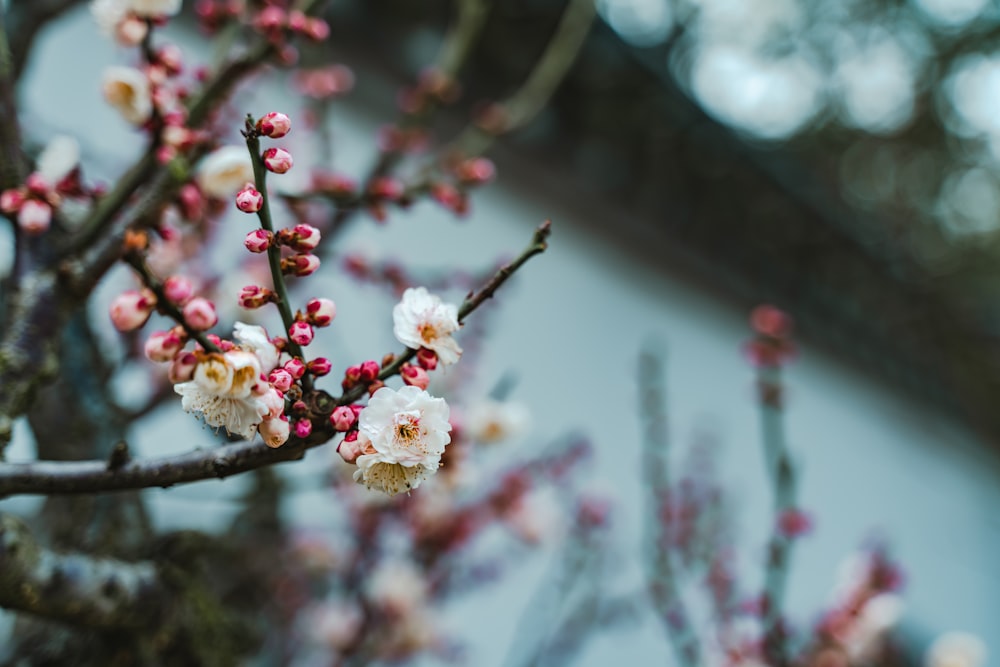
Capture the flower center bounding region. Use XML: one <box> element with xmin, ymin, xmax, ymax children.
<box><xmin>393</xmin><ymin>412</ymin><xmax>424</xmax><ymax>451</ymax></box>
<box><xmin>419</xmin><ymin>322</ymin><xmax>438</xmax><ymax>343</ymax></box>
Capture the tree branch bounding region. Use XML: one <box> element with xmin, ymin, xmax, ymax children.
<box><xmin>0</xmin><ymin>221</ymin><xmax>551</xmax><ymax>495</ymax></box>
<box><xmin>0</xmin><ymin>512</ymin><xmax>164</xmax><ymax>628</ymax></box>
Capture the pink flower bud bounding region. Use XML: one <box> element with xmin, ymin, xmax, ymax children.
<box><xmin>305</xmin><ymin>18</ymin><xmax>330</xmax><ymax>41</ymax></box>
<box><xmin>163</xmin><ymin>275</ymin><xmax>193</xmax><ymax>305</ymax></box>
<box><xmin>358</xmin><ymin>360</ymin><xmax>380</xmax><ymax>383</ymax></box>
<box><xmin>284</xmin><ymin>358</ymin><xmax>306</xmax><ymax>379</ymax></box>
<box><xmin>268</xmin><ymin>368</ymin><xmax>293</xmax><ymax>391</ymax></box>
<box><xmin>368</xmin><ymin>176</ymin><xmax>404</xmax><ymax>200</ymax></box>
<box><xmin>116</xmin><ymin>15</ymin><xmax>148</xmax><ymax>46</ymax></box>
<box><xmin>294</xmin><ymin>418</ymin><xmax>312</xmax><ymax>439</ymax></box>
<box><xmin>244</xmin><ymin>228</ymin><xmax>272</xmax><ymax>252</ymax></box>
<box><xmin>144</xmin><ymin>330</ymin><xmax>185</xmax><ymax>362</ymax></box>
<box><xmin>330</xmin><ymin>405</ymin><xmax>357</xmax><ymax>431</ymax></box>
<box><xmin>262</xmin><ymin>147</ymin><xmax>293</xmax><ymax>174</ymax></box>
<box><xmin>416</xmin><ymin>348</ymin><xmax>438</xmax><ymax>371</ymax></box>
<box><xmin>400</xmin><ymin>363</ymin><xmax>430</xmax><ymax>390</ymax></box>
<box><xmin>182</xmin><ymin>297</ymin><xmax>218</xmax><ymax>331</ymax></box>
<box><xmin>305</xmin><ymin>297</ymin><xmax>336</xmax><ymax>326</ymax></box>
<box><xmin>777</xmin><ymin>508</ymin><xmax>813</xmax><ymax>538</ymax></box>
<box><xmin>177</xmin><ymin>183</ymin><xmax>204</xmax><ymax>221</ymax></box>
<box><xmin>25</xmin><ymin>173</ymin><xmax>49</xmax><ymax>195</ymax></box>
<box><xmin>337</xmin><ymin>432</ymin><xmax>361</xmax><ymax>463</ymax></box>
<box><xmin>168</xmin><ymin>351</ymin><xmax>197</xmax><ymax>383</ymax></box>
<box><xmin>456</xmin><ymin>157</ymin><xmax>496</xmax><ymax>185</ymax></box>
<box><xmin>289</xmin><ymin>321</ymin><xmax>314</xmax><ymax>346</ymax></box>
<box><xmin>254</xmin><ymin>6</ymin><xmax>286</xmax><ymax>31</ymax></box>
<box><xmin>238</xmin><ymin>285</ymin><xmax>275</xmax><ymax>309</ymax></box>
<box><xmin>260</xmin><ymin>416</ymin><xmax>290</xmax><ymax>448</ymax></box>
<box><xmin>277</xmin><ymin>224</ymin><xmax>321</xmax><ymax>251</ymax></box>
<box><xmin>0</xmin><ymin>189</ymin><xmax>24</xmax><ymax>214</ymax></box>
<box><xmin>751</xmin><ymin>305</ymin><xmax>792</xmax><ymax>339</ymax></box>
<box><xmin>281</xmin><ymin>253</ymin><xmax>320</xmax><ymax>277</ymax></box>
<box><xmin>157</xmin><ymin>44</ymin><xmax>183</xmax><ymax>74</ymax></box>
<box><xmin>109</xmin><ymin>288</ymin><xmax>157</xmax><ymax>332</ymax></box>
<box><xmin>257</xmin><ymin>112</ymin><xmax>291</xmax><ymax>139</ymax></box>
<box><xmin>287</xmin><ymin>10</ymin><xmax>308</xmax><ymax>32</ymax></box>
<box><xmin>307</xmin><ymin>357</ymin><xmax>331</xmax><ymax>376</ymax></box>
<box><xmin>235</xmin><ymin>185</ymin><xmax>264</xmax><ymax>213</ymax></box>
<box><xmin>18</xmin><ymin>200</ymin><xmax>52</xmax><ymax>234</ymax></box>
<box><xmin>341</xmin><ymin>364</ymin><xmax>361</xmax><ymax>390</ymax></box>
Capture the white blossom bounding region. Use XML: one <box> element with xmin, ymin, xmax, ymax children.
<box><xmin>353</xmin><ymin>386</ymin><xmax>451</xmax><ymax>496</ymax></box>
<box><xmin>392</xmin><ymin>287</ymin><xmax>462</xmax><ymax>365</ymax></box>
<box><xmin>365</xmin><ymin>559</ymin><xmax>428</xmax><ymax>617</ymax></box>
<box><xmin>926</xmin><ymin>632</ymin><xmax>987</xmax><ymax>667</ymax></box>
<box><xmin>196</xmin><ymin>146</ymin><xmax>254</xmax><ymax>199</ymax></box>
<box><xmin>127</xmin><ymin>0</ymin><xmax>182</xmax><ymax>16</ymax></box>
<box><xmin>91</xmin><ymin>0</ymin><xmax>128</xmax><ymax>34</ymax></box>
<box><xmin>843</xmin><ymin>593</ymin><xmax>904</xmax><ymax>662</ymax></box>
<box><xmin>37</xmin><ymin>135</ymin><xmax>80</xmax><ymax>187</ymax></box>
<box><xmin>173</xmin><ymin>323</ymin><xmax>280</xmax><ymax>439</ymax></box>
<box><xmin>464</xmin><ymin>398</ymin><xmax>530</xmax><ymax>444</ymax></box>
<box><xmin>102</xmin><ymin>66</ymin><xmax>152</xmax><ymax>125</ymax></box>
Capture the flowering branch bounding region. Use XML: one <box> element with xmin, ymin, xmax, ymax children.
<box><xmin>639</xmin><ymin>346</ymin><xmax>701</xmax><ymax>667</ymax></box>
<box><xmin>336</xmin><ymin>220</ymin><xmax>551</xmax><ymax>406</ymax></box>
<box><xmin>0</xmin><ymin>220</ymin><xmax>551</xmax><ymax>495</ymax></box>
<box><xmin>241</xmin><ymin>116</ymin><xmax>305</xmax><ymax>363</ymax></box>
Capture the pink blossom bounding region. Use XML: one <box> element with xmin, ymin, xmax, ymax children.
<box><xmin>109</xmin><ymin>288</ymin><xmax>157</xmax><ymax>332</ymax></box>
<box><xmin>162</xmin><ymin>275</ymin><xmax>193</xmax><ymax>305</ymax></box>
<box><xmin>305</xmin><ymin>297</ymin><xmax>336</xmax><ymax>326</ymax></box>
<box><xmin>330</xmin><ymin>406</ymin><xmax>357</xmax><ymax>431</ymax></box>
<box><xmin>307</xmin><ymin>357</ymin><xmax>331</xmax><ymax>376</ymax></box>
<box><xmin>288</xmin><ymin>321</ymin><xmax>314</xmax><ymax>346</ymax></box>
<box><xmin>400</xmin><ymin>363</ymin><xmax>429</xmax><ymax>390</ymax></box>
<box><xmin>243</xmin><ymin>229</ymin><xmax>272</xmax><ymax>253</ymax></box>
<box><xmin>168</xmin><ymin>351</ymin><xmax>197</xmax><ymax>383</ymax></box>
<box><xmin>18</xmin><ymin>200</ymin><xmax>52</xmax><ymax>234</ymax></box>
<box><xmin>144</xmin><ymin>330</ymin><xmax>184</xmax><ymax>362</ymax></box>
<box><xmin>359</xmin><ymin>360</ymin><xmax>380</xmax><ymax>383</ymax></box>
<box><xmin>268</xmin><ymin>368</ymin><xmax>293</xmax><ymax>392</ymax></box>
<box><xmin>259</xmin><ymin>415</ymin><xmax>290</xmax><ymax>448</ymax></box>
<box><xmin>281</xmin><ymin>253</ymin><xmax>320</xmax><ymax>277</ymax></box>
<box><xmin>235</xmin><ymin>185</ymin><xmax>263</xmax><ymax>213</ymax></box>
<box><xmin>182</xmin><ymin>297</ymin><xmax>218</xmax><ymax>331</ymax></box>
<box><xmin>294</xmin><ymin>418</ymin><xmax>312</xmax><ymax>439</ymax></box>
<box><xmin>262</xmin><ymin>147</ymin><xmax>293</xmax><ymax>174</ymax></box>
<box><xmin>238</xmin><ymin>285</ymin><xmax>275</xmax><ymax>309</ymax></box>
<box><xmin>277</xmin><ymin>224</ymin><xmax>321</xmax><ymax>251</ymax></box>
<box><xmin>284</xmin><ymin>358</ymin><xmax>306</xmax><ymax>379</ymax></box>
<box><xmin>257</xmin><ymin>112</ymin><xmax>291</xmax><ymax>139</ymax></box>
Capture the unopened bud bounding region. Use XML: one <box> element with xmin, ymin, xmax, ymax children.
<box><xmin>109</xmin><ymin>288</ymin><xmax>156</xmax><ymax>332</ymax></box>
<box><xmin>277</xmin><ymin>223</ymin><xmax>321</xmax><ymax>251</ymax></box>
<box><xmin>144</xmin><ymin>330</ymin><xmax>185</xmax><ymax>362</ymax></box>
<box><xmin>262</xmin><ymin>147</ymin><xmax>293</xmax><ymax>174</ymax></box>
<box><xmin>236</xmin><ymin>184</ymin><xmax>264</xmax><ymax>213</ymax></box>
<box><xmin>341</xmin><ymin>364</ymin><xmax>361</xmax><ymax>390</ymax></box>
<box><xmin>284</xmin><ymin>358</ymin><xmax>306</xmax><ymax>379</ymax></box>
<box><xmin>305</xmin><ymin>297</ymin><xmax>336</xmax><ymax>326</ymax></box>
<box><xmin>238</xmin><ymin>285</ymin><xmax>276</xmax><ymax>309</ymax></box>
<box><xmin>268</xmin><ymin>367</ymin><xmax>293</xmax><ymax>391</ymax></box>
<box><xmin>400</xmin><ymin>363</ymin><xmax>430</xmax><ymax>390</ymax></box>
<box><xmin>244</xmin><ymin>228</ymin><xmax>272</xmax><ymax>253</ymax></box>
<box><xmin>260</xmin><ymin>416</ymin><xmax>290</xmax><ymax>448</ymax></box>
<box><xmin>358</xmin><ymin>360</ymin><xmax>380</xmax><ymax>383</ymax></box>
<box><xmin>257</xmin><ymin>112</ymin><xmax>291</xmax><ymax>138</ymax></box>
<box><xmin>182</xmin><ymin>297</ymin><xmax>218</xmax><ymax>331</ymax></box>
<box><xmin>338</xmin><ymin>432</ymin><xmax>361</xmax><ymax>463</ymax></box>
<box><xmin>307</xmin><ymin>357</ymin><xmax>332</xmax><ymax>376</ymax></box>
<box><xmin>18</xmin><ymin>200</ymin><xmax>52</xmax><ymax>234</ymax></box>
<box><xmin>168</xmin><ymin>351</ymin><xmax>198</xmax><ymax>383</ymax></box>
<box><xmin>330</xmin><ymin>405</ymin><xmax>356</xmax><ymax>431</ymax></box>
<box><xmin>416</xmin><ymin>347</ymin><xmax>438</xmax><ymax>371</ymax></box>
<box><xmin>281</xmin><ymin>253</ymin><xmax>320</xmax><ymax>277</ymax></box>
<box><xmin>163</xmin><ymin>275</ymin><xmax>193</xmax><ymax>305</ymax></box>
<box><xmin>288</xmin><ymin>321</ymin><xmax>314</xmax><ymax>346</ymax></box>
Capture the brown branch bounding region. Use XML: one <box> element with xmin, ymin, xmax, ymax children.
<box><xmin>335</xmin><ymin>220</ymin><xmax>551</xmax><ymax>406</ymax></box>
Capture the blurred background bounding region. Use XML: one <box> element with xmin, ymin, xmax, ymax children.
<box><xmin>1</xmin><ymin>0</ymin><xmax>999</xmax><ymax>664</ymax></box>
